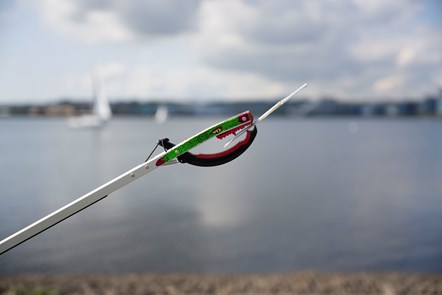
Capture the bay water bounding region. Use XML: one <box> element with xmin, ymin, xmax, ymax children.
<box><xmin>0</xmin><ymin>117</ymin><xmax>441</xmax><ymax>273</ymax></box>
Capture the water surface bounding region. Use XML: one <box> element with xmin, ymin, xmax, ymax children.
<box><xmin>0</xmin><ymin>118</ymin><xmax>441</xmax><ymax>273</ymax></box>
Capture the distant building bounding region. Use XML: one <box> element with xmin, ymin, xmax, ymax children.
<box><xmin>398</xmin><ymin>101</ymin><xmax>419</xmax><ymax>116</ymax></box>
<box><xmin>0</xmin><ymin>106</ymin><xmax>10</xmax><ymax>117</ymax></box>
<box><xmin>362</xmin><ymin>104</ymin><xmax>385</xmax><ymax>117</ymax></box>
<box><xmin>44</xmin><ymin>104</ymin><xmax>76</xmax><ymax>116</ymax></box>
<box><xmin>309</xmin><ymin>99</ymin><xmax>338</xmax><ymax>116</ymax></box>
<box><xmin>418</xmin><ymin>98</ymin><xmax>437</xmax><ymax>116</ymax></box>
<box><xmin>385</xmin><ymin>103</ymin><xmax>399</xmax><ymax>117</ymax></box>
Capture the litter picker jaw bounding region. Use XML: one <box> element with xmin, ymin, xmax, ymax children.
<box><xmin>224</xmin><ymin>83</ymin><xmax>308</xmax><ymax>148</ymax></box>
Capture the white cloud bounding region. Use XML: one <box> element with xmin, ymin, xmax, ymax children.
<box><xmin>34</xmin><ymin>0</ymin><xmax>442</xmax><ymax>100</ymax></box>
<box><xmin>39</xmin><ymin>0</ymin><xmax>134</xmax><ymax>42</ymax></box>
<box><xmin>396</xmin><ymin>47</ymin><xmax>417</xmax><ymax>68</ymax></box>
<box><xmin>98</xmin><ymin>63</ymin><xmax>126</xmax><ymax>79</ymax></box>
<box><xmin>374</xmin><ymin>75</ymin><xmax>404</xmax><ymax>93</ymax></box>
<box><xmin>190</xmin><ymin>0</ymin><xmax>440</xmax><ymax>99</ymax></box>
<box><xmin>67</xmin><ymin>64</ymin><xmax>286</xmax><ymax>101</ymax></box>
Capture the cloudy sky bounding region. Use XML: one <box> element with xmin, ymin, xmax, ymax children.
<box><xmin>0</xmin><ymin>0</ymin><xmax>441</xmax><ymax>103</ymax></box>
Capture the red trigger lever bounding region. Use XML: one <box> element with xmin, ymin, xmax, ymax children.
<box><xmin>158</xmin><ymin>127</ymin><xmax>257</xmax><ymax>167</ymax></box>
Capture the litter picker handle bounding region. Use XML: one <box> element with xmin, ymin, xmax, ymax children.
<box><xmin>159</xmin><ymin>127</ymin><xmax>257</xmax><ymax>167</ymax></box>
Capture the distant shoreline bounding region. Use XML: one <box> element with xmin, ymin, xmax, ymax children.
<box><xmin>1</xmin><ymin>272</ymin><xmax>441</xmax><ymax>294</ymax></box>
<box><xmin>1</xmin><ymin>114</ymin><xmax>442</xmax><ymax>120</ymax></box>
<box><xmin>1</xmin><ymin>97</ymin><xmax>441</xmax><ymax>118</ymax></box>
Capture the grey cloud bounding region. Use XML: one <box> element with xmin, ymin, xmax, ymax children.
<box><xmin>70</xmin><ymin>0</ymin><xmax>201</xmax><ymax>37</ymax></box>
<box><xmin>237</xmin><ymin>0</ymin><xmax>417</xmax><ymax>46</ymax></box>
<box><xmin>120</xmin><ymin>1</ymin><xmax>200</xmax><ymax>36</ymax></box>
<box><xmin>210</xmin><ymin>0</ymin><xmax>360</xmax><ymax>80</ymax></box>
<box><xmin>238</xmin><ymin>1</ymin><xmax>328</xmax><ymax>45</ymax></box>
<box><xmin>201</xmin><ymin>0</ymin><xmax>440</xmax><ymax>98</ymax></box>
<box><xmin>203</xmin><ymin>43</ymin><xmax>380</xmax><ymax>83</ymax></box>
<box><xmin>242</xmin><ymin>19</ymin><xmax>326</xmax><ymax>45</ymax></box>
<box><xmin>46</xmin><ymin>0</ymin><xmax>440</xmax><ymax>98</ymax></box>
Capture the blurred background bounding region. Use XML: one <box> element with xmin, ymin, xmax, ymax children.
<box><xmin>0</xmin><ymin>0</ymin><xmax>441</xmax><ymax>274</ymax></box>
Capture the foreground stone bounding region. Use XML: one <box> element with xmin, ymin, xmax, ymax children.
<box><xmin>1</xmin><ymin>272</ymin><xmax>441</xmax><ymax>294</ymax></box>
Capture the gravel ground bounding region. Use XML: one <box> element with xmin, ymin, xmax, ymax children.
<box><xmin>1</xmin><ymin>273</ymin><xmax>441</xmax><ymax>295</ymax></box>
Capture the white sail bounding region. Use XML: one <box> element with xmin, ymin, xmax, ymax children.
<box><xmin>154</xmin><ymin>105</ymin><xmax>168</xmax><ymax>123</ymax></box>
<box><xmin>92</xmin><ymin>70</ymin><xmax>112</xmax><ymax>121</ymax></box>
<box><xmin>67</xmin><ymin>69</ymin><xmax>112</xmax><ymax>128</ymax></box>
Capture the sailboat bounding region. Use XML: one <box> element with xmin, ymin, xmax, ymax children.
<box><xmin>154</xmin><ymin>105</ymin><xmax>168</xmax><ymax>123</ymax></box>
<box><xmin>67</xmin><ymin>70</ymin><xmax>112</xmax><ymax>128</ymax></box>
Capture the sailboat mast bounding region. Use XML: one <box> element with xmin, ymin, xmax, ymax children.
<box><xmin>92</xmin><ymin>68</ymin><xmax>112</xmax><ymax>121</ymax></box>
